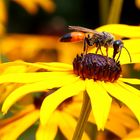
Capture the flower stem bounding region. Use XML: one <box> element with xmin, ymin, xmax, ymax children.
<box><xmin>107</xmin><ymin>0</ymin><xmax>124</xmax><ymax>24</ymax></box>
<box><xmin>99</xmin><ymin>0</ymin><xmax>110</xmax><ymax>25</ymax></box>
<box><xmin>72</xmin><ymin>92</ymin><xmax>91</xmax><ymax>140</ymax></box>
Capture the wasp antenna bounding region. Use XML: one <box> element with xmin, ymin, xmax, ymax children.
<box><xmin>123</xmin><ymin>46</ymin><xmax>132</xmax><ymax>62</ymax></box>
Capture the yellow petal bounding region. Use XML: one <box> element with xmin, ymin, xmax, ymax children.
<box><xmin>120</xmin><ymin>54</ymin><xmax>140</xmax><ymax>65</ymax></box>
<box><xmin>0</xmin><ymin>0</ymin><xmax>7</xmax><ymax>24</ymax></box>
<box><xmin>57</xmin><ymin>111</ymin><xmax>89</xmax><ymax>140</ymax></box>
<box><xmin>0</xmin><ymin>110</ymin><xmax>39</xmax><ymax>140</ymax></box>
<box><xmin>117</xmin><ymin>81</ymin><xmax>140</xmax><ymax>97</ymax></box>
<box><xmin>119</xmin><ymin>78</ymin><xmax>140</xmax><ymax>85</ymax></box>
<box><xmin>0</xmin><ymin>72</ymin><xmax>70</xmax><ymax>83</ymax></box>
<box><xmin>120</xmin><ymin>39</ymin><xmax>140</xmax><ymax>64</ymax></box>
<box><xmin>86</xmin><ymin>80</ymin><xmax>112</xmax><ymax>130</ymax></box>
<box><xmin>63</xmin><ymin>102</ymin><xmax>82</xmax><ymax>118</ymax></box>
<box><xmin>36</xmin><ymin>0</ymin><xmax>55</xmax><ymax>13</ymax></box>
<box><xmin>123</xmin><ymin>128</ymin><xmax>140</xmax><ymax>140</ymax></box>
<box><xmin>135</xmin><ymin>0</ymin><xmax>140</xmax><ymax>8</ymax></box>
<box><xmin>2</xmin><ymin>65</ymin><xmax>27</xmax><ymax>74</ymax></box>
<box><xmin>13</xmin><ymin>0</ymin><xmax>38</xmax><ymax>14</ymax></box>
<box><xmin>0</xmin><ymin>61</ymin><xmax>72</xmax><ymax>72</ymax></box>
<box><xmin>36</xmin><ymin>111</ymin><xmax>58</xmax><ymax>140</ymax></box>
<box><xmin>0</xmin><ymin>105</ymin><xmax>35</xmax><ymax>126</ymax></box>
<box><xmin>37</xmin><ymin>62</ymin><xmax>73</xmax><ymax>70</ymax></box>
<box><xmin>102</xmin><ymin>82</ymin><xmax>140</xmax><ymax>123</ymax></box>
<box><xmin>123</xmin><ymin>39</ymin><xmax>140</xmax><ymax>53</ymax></box>
<box><xmin>40</xmin><ymin>80</ymin><xmax>85</xmax><ymax>126</ymax></box>
<box><xmin>96</xmin><ymin>24</ymin><xmax>140</xmax><ymax>38</ymax></box>
<box><xmin>105</xmin><ymin>120</ymin><xmax>127</xmax><ymax>138</ymax></box>
<box><xmin>2</xmin><ymin>75</ymin><xmax>78</xmax><ymax>114</ymax></box>
<box><xmin>110</xmin><ymin>110</ymin><xmax>138</xmax><ymax>130</ymax></box>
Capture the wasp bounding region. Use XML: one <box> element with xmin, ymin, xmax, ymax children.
<box><xmin>60</xmin><ymin>26</ymin><xmax>131</xmax><ymax>62</ymax></box>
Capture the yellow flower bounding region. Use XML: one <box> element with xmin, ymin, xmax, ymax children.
<box><xmin>0</xmin><ymin>24</ymin><xmax>140</xmax><ymax>137</ymax></box>
<box><xmin>88</xmin><ymin>101</ymin><xmax>139</xmax><ymax>138</ymax></box>
<box><xmin>13</xmin><ymin>0</ymin><xmax>55</xmax><ymax>14</ymax></box>
<box><xmin>0</xmin><ymin>82</ymin><xmax>138</xmax><ymax>140</ymax></box>
<box><xmin>0</xmin><ymin>105</ymin><xmax>39</xmax><ymax>140</ymax></box>
<box><xmin>0</xmin><ymin>52</ymin><xmax>140</xmax><ymax>131</ymax></box>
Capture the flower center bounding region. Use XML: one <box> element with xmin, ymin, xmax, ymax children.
<box><xmin>73</xmin><ymin>53</ymin><xmax>122</xmax><ymax>82</ymax></box>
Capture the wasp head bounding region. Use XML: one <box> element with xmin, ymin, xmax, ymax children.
<box><xmin>113</xmin><ymin>40</ymin><xmax>123</xmax><ymax>59</ymax></box>
<box><xmin>113</xmin><ymin>40</ymin><xmax>132</xmax><ymax>62</ymax></box>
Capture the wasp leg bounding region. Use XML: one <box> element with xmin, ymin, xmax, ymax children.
<box><xmin>105</xmin><ymin>46</ymin><xmax>109</xmax><ymax>63</ymax></box>
<box><xmin>99</xmin><ymin>48</ymin><xmax>103</xmax><ymax>55</ymax></box>
<box><xmin>83</xmin><ymin>39</ymin><xmax>88</xmax><ymax>54</ymax></box>
<box><xmin>95</xmin><ymin>45</ymin><xmax>99</xmax><ymax>54</ymax></box>
<box><xmin>106</xmin><ymin>47</ymin><xmax>108</xmax><ymax>57</ymax></box>
<box><xmin>95</xmin><ymin>44</ymin><xmax>103</xmax><ymax>55</ymax></box>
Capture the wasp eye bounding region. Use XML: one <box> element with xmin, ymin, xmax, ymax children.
<box><xmin>113</xmin><ymin>40</ymin><xmax>123</xmax><ymax>49</ymax></box>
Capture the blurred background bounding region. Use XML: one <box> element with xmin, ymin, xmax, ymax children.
<box><xmin>0</xmin><ymin>0</ymin><xmax>140</xmax><ymax>63</ymax></box>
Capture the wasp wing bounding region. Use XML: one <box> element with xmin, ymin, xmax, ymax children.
<box><xmin>68</xmin><ymin>26</ymin><xmax>98</xmax><ymax>34</ymax></box>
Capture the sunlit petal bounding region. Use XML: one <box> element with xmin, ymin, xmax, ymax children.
<box><xmin>38</xmin><ymin>62</ymin><xmax>73</xmax><ymax>70</ymax></box>
<box><xmin>2</xmin><ymin>75</ymin><xmax>78</xmax><ymax>114</ymax></box>
<box><xmin>102</xmin><ymin>82</ymin><xmax>140</xmax><ymax>123</ymax></box>
<box><xmin>120</xmin><ymin>54</ymin><xmax>140</xmax><ymax>64</ymax></box>
<box><xmin>119</xmin><ymin>78</ymin><xmax>140</xmax><ymax>85</ymax></box>
<box><xmin>40</xmin><ymin>80</ymin><xmax>85</xmax><ymax>126</ymax></box>
<box><xmin>117</xmin><ymin>81</ymin><xmax>140</xmax><ymax>97</ymax></box>
<box><xmin>13</xmin><ymin>0</ymin><xmax>38</xmax><ymax>14</ymax></box>
<box><xmin>58</xmin><ymin>111</ymin><xmax>89</xmax><ymax>140</ymax></box>
<box><xmin>86</xmin><ymin>80</ymin><xmax>112</xmax><ymax>130</ymax></box>
<box><xmin>36</xmin><ymin>0</ymin><xmax>55</xmax><ymax>13</ymax></box>
<box><xmin>96</xmin><ymin>24</ymin><xmax>140</xmax><ymax>38</ymax></box>
<box><xmin>123</xmin><ymin>39</ymin><xmax>140</xmax><ymax>53</ymax></box>
<box><xmin>36</xmin><ymin>112</ymin><xmax>58</xmax><ymax>140</ymax></box>
<box><xmin>0</xmin><ymin>72</ymin><xmax>71</xmax><ymax>83</ymax></box>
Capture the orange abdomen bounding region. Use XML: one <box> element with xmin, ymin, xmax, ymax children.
<box><xmin>60</xmin><ymin>32</ymin><xmax>85</xmax><ymax>42</ymax></box>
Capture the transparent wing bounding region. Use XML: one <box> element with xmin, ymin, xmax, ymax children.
<box><xmin>68</xmin><ymin>26</ymin><xmax>98</xmax><ymax>34</ymax></box>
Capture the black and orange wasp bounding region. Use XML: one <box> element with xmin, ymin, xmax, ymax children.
<box><xmin>60</xmin><ymin>26</ymin><xmax>131</xmax><ymax>62</ymax></box>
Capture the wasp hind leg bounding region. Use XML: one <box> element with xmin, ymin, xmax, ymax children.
<box><xmin>83</xmin><ymin>38</ymin><xmax>89</xmax><ymax>54</ymax></box>
<box><xmin>105</xmin><ymin>46</ymin><xmax>110</xmax><ymax>63</ymax></box>
<box><xmin>95</xmin><ymin>44</ymin><xmax>103</xmax><ymax>56</ymax></box>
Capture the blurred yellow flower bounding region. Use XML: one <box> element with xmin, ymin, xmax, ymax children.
<box><xmin>0</xmin><ymin>93</ymin><xmax>89</xmax><ymax>140</ymax></box>
<box><xmin>0</xmin><ymin>105</ymin><xmax>39</xmax><ymax>140</ymax></box>
<box><xmin>135</xmin><ymin>0</ymin><xmax>140</xmax><ymax>9</ymax></box>
<box><xmin>134</xmin><ymin>63</ymin><xmax>140</xmax><ymax>71</ymax></box>
<box><xmin>0</xmin><ymin>0</ymin><xmax>7</xmax><ymax>24</ymax></box>
<box><xmin>13</xmin><ymin>0</ymin><xmax>55</xmax><ymax>14</ymax></box>
<box><xmin>123</xmin><ymin>127</ymin><xmax>140</xmax><ymax>140</ymax></box>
